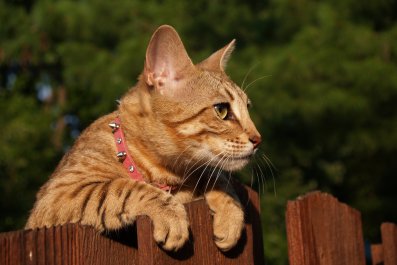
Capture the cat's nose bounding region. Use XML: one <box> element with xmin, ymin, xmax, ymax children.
<box><xmin>249</xmin><ymin>134</ymin><xmax>262</xmax><ymax>149</ymax></box>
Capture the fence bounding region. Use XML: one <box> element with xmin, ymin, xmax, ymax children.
<box><xmin>371</xmin><ymin>223</ymin><xmax>397</xmax><ymax>265</ymax></box>
<box><xmin>0</xmin><ymin>184</ymin><xmax>264</xmax><ymax>265</ymax></box>
<box><xmin>1</xmin><ymin>187</ymin><xmax>396</xmax><ymax>264</ymax></box>
<box><xmin>286</xmin><ymin>191</ymin><xmax>397</xmax><ymax>265</ymax></box>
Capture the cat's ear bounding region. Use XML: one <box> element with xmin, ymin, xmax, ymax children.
<box><xmin>143</xmin><ymin>25</ymin><xmax>194</xmax><ymax>95</ymax></box>
<box><xmin>198</xmin><ymin>39</ymin><xmax>236</xmax><ymax>72</ymax></box>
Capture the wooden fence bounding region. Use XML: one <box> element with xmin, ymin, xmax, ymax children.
<box><xmin>0</xmin><ymin>185</ymin><xmax>264</xmax><ymax>265</ymax></box>
<box><xmin>286</xmin><ymin>191</ymin><xmax>397</xmax><ymax>265</ymax></box>
<box><xmin>1</xmin><ymin>187</ymin><xmax>396</xmax><ymax>264</ymax></box>
<box><xmin>371</xmin><ymin>223</ymin><xmax>397</xmax><ymax>265</ymax></box>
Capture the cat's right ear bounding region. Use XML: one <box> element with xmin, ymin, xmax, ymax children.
<box><xmin>197</xmin><ymin>39</ymin><xmax>235</xmax><ymax>72</ymax></box>
<box><xmin>143</xmin><ymin>25</ymin><xmax>194</xmax><ymax>96</ymax></box>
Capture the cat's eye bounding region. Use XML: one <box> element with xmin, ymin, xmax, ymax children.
<box><xmin>214</xmin><ymin>103</ymin><xmax>230</xmax><ymax>120</ymax></box>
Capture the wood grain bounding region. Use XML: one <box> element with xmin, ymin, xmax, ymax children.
<box><xmin>371</xmin><ymin>244</ymin><xmax>383</xmax><ymax>265</ymax></box>
<box><xmin>0</xmin><ymin>224</ymin><xmax>139</xmax><ymax>265</ymax></box>
<box><xmin>381</xmin><ymin>222</ymin><xmax>397</xmax><ymax>265</ymax></box>
<box><xmin>135</xmin><ymin>184</ymin><xmax>264</xmax><ymax>265</ymax></box>
<box><xmin>286</xmin><ymin>191</ymin><xmax>365</xmax><ymax>265</ymax></box>
<box><xmin>0</xmin><ymin>185</ymin><xmax>263</xmax><ymax>265</ymax></box>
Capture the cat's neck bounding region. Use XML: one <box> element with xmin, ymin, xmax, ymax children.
<box><xmin>116</xmin><ymin>86</ymin><xmax>185</xmax><ymax>186</ymax></box>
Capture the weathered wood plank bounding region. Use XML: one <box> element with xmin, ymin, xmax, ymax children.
<box><xmin>245</xmin><ymin>185</ymin><xmax>265</xmax><ymax>265</ymax></box>
<box><xmin>80</xmin><ymin>224</ymin><xmax>139</xmax><ymax>265</ymax></box>
<box><xmin>286</xmin><ymin>191</ymin><xmax>365</xmax><ymax>265</ymax></box>
<box><xmin>381</xmin><ymin>222</ymin><xmax>397</xmax><ymax>265</ymax></box>
<box><xmin>371</xmin><ymin>244</ymin><xmax>383</xmax><ymax>265</ymax></box>
<box><xmin>0</xmin><ymin>230</ymin><xmax>24</xmax><ymax>265</ymax></box>
<box><xmin>0</xmin><ymin>224</ymin><xmax>139</xmax><ymax>265</ymax></box>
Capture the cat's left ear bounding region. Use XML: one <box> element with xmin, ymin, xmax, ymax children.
<box><xmin>198</xmin><ymin>39</ymin><xmax>236</xmax><ymax>72</ymax></box>
<box><xmin>143</xmin><ymin>25</ymin><xmax>195</xmax><ymax>96</ymax></box>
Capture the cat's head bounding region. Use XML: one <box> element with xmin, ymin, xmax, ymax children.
<box><xmin>129</xmin><ymin>25</ymin><xmax>261</xmax><ymax>172</ymax></box>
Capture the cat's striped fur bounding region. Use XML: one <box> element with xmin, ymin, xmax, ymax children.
<box><xmin>26</xmin><ymin>25</ymin><xmax>261</xmax><ymax>252</ymax></box>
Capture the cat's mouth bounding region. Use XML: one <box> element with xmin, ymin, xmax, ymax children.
<box><xmin>221</xmin><ymin>154</ymin><xmax>252</xmax><ymax>172</ymax></box>
<box><xmin>218</xmin><ymin>152</ymin><xmax>254</xmax><ymax>172</ymax></box>
<box><xmin>231</xmin><ymin>153</ymin><xmax>253</xmax><ymax>160</ymax></box>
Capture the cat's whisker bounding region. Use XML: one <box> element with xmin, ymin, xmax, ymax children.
<box><xmin>261</xmin><ymin>154</ymin><xmax>277</xmax><ymax>197</ymax></box>
<box><xmin>207</xmin><ymin>154</ymin><xmax>229</xmax><ymax>193</ymax></box>
<box><xmin>192</xmin><ymin>151</ymin><xmax>225</xmax><ymax>196</ymax></box>
<box><xmin>182</xmin><ymin>151</ymin><xmax>205</xmax><ymax>177</ymax></box>
<box><xmin>243</xmin><ymin>75</ymin><xmax>271</xmax><ymax>92</ymax></box>
<box><xmin>253</xmin><ymin>164</ymin><xmax>262</xmax><ymax>207</ymax></box>
<box><xmin>241</xmin><ymin>163</ymin><xmax>256</xmax><ymax>209</ymax></box>
<box><xmin>176</xmin><ymin>149</ymin><xmax>209</xmax><ymax>190</ymax></box>
<box><xmin>209</xmin><ymin>154</ymin><xmax>231</xmax><ymax>192</ymax></box>
<box><xmin>260</xmin><ymin>150</ymin><xmax>278</xmax><ymax>172</ymax></box>
<box><xmin>253</xmin><ymin>151</ymin><xmax>276</xmax><ymax>197</ymax></box>
<box><xmin>184</xmin><ymin>149</ymin><xmax>213</xmax><ymax>175</ymax></box>
<box><xmin>254</xmin><ymin>155</ymin><xmax>268</xmax><ymax>192</ymax></box>
<box><xmin>204</xmin><ymin>153</ymin><xmax>227</xmax><ymax>193</ymax></box>
<box><xmin>209</xmin><ymin>164</ymin><xmax>225</xmax><ymax>193</ymax></box>
<box><xmin>170</xmin><ymin>145</ymin><xmax>193</xmax><ymax>172</ymax></box>
<box><xmin>221</xmin><ymin>149</ymin><xmax>235</xmax><ymax>191</ymax></box>
<box><xmin>241</xmin><ymin>62</ymin><xmax>261</xmax><ymax>91</ymax></box>
<box><xmin>225</xmin><ymin>170</ymin><xmax>232</xmax><ymax>191</ymax></box>
<box><xmin>251</xmin><ymin>158</ymin><xmax>261</xmax><ymax>190</ymax></box>
<box><xmin>250</xmin><ymin>166</ymin><xmax>255</xmax><ymax>190</ymax></box>
<box><xmin>256</xmin><ymin>160</ymin><xmax>266</xmax><ymax>201</ymax></box>
<box><xmin>177</xmin><ymin>153</ymin><xmax>208</xmax><ymax>192</ymax></box>
<box><xmin>218</xmin><ymin>159</ymin><xmax>240</xmax><ymax>215</ymax></box>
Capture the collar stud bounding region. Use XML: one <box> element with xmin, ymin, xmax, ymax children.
<box><xmin>129</xmin><ymin>165</ymin><xmax>135</xmax><ymax>172</ymax></box>
<box><xmin>116</xmin><ymin>151</ymin><xmax>127</xmax><ymax>160</ymax></box>
<box><xmin>109</xmin><ymin>122</ymin><xmax>120</xmax><ymax>132</ymax></box>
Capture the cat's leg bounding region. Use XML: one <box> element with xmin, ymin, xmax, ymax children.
<box><xmin>26</xmin><ymin>177</ymin><xmax>189</xmax><ymax>251</ymax></box>
<box><xmin>114</xmin><ymin>179</ymin><xmax>190</xmax><ymax>251</ymax></box>
<box><xmin>204</xmin><ymin>176</ymin><xmax>245</xmax><ymax>251</ymax></box>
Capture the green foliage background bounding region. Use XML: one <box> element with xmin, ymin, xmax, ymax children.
<box><xmin>1</xmin><ymin>0</ymin><xmax>397</xmax><ymax>264</ymax></box>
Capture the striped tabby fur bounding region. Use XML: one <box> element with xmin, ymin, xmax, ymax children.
<box><xmin>26</xmin><ymin>25</ymin><xmax>261</xmax><ymax>252</ymax></box>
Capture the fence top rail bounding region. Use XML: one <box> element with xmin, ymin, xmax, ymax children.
<box><xmin>0</xmin><ymin>184</ymin><xmax>264</xmax><ymax>265</ymax></box>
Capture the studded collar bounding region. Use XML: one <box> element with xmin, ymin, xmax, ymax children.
<box><xmin>109</xmin><ymin>117</ymin><xmax>174</xmax><ymax>192</ymax></box>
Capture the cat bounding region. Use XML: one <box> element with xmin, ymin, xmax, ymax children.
<box><xmin>26</xmin><ymin>25</ymin><xmax>262</xmax><ymax>252</ymax></box>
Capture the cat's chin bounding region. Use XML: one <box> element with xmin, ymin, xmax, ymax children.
<box><xmin>222</xmin><ymin>158</ymin><xmax>250</xmax><ymax>172</ymax></box>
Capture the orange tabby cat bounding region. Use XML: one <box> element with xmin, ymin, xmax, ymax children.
<box><xmin>26</xmin><ymin>25</ymin><xmax>261</xmax><ymax>252</ymax></box>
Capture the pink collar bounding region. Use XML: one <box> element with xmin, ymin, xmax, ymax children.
<box><xmin>109</xmin><ymin>117</ymin><xmax>174</xmax><ymax>192</ymax></box>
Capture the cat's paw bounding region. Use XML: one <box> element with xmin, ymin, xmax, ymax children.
<box><xmin>151</xmin><ymin>197</ymin><xmax>190</xmax><ymax>251</ymax></box>
<box><xmin>212</xmin><ymin>202</ymin><xmax>245</xmax><ymax>251</ymax></box>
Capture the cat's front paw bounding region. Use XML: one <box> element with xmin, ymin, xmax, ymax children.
<box><xmin>212</xmin><ymin>202</ymin><xmax>245</xmax><ymax>251</ymax></box>
<box><xmin>151</xmin><ymin>197</ymin><xmax>190</xmax><ymax>251</ymax></box>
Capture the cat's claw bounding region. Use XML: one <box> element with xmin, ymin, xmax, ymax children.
<box><xmin>151</xmin><ymin>199</ymin><xmax>190</xmax><ymax>251</ymax></box>
<box><xmin>212</xmin><ymin>203</ymin><xmax>245</xmax><ymax>251</ymax></box>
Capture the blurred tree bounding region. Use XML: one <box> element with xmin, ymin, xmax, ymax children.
<box><xmin>1</xmin><ymin>0</ymin><xmax>397</xmax><ymax>264</ymax></box>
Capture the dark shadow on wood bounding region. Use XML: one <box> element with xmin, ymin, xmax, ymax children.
<box><xmin>235</xmin><ymin>181</ymin><xmax>265</xmax><ymax>264</ymax></box>
<box><xmin>222</xmin><ymin>228</ymin><xmax>248</xmax><ymax>259</ymax></box>
<box><xmin>104</xmin><ymin>224</ymin><xmax>138</xmax><ymax>249</ymax></box>
<box><xmin>161</xmin><ymin>232</ymin><xmax>195</xmax><ymax>260</ymax></box>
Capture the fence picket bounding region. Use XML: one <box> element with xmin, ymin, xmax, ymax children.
<box><xmin>371</xmin><ymin>244</ymin><xmax>383</xmax><ymax>265</ymax></box>
<box><xmin>286</xmin><ymin>191</ymin><xmax>366</xmax><ymax>265</ymax></box>
<box><xmin>381</xmin><ymin>223</ymin><xmax>397</xmax><ymax>265</ymax></box>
